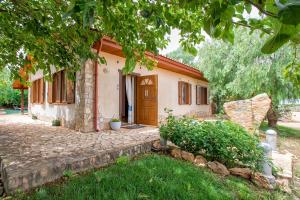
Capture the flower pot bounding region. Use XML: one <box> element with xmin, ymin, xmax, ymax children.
<box><xmin>110</xmin><ymin>121</ymin><xmax>121</xmax><ymax>130</ymax></box>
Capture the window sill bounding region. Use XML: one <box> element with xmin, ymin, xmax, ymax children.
<box><xmin>49</xmin><ymin>103</ymin><xmax>75</xmax><ymax>105</ymax></box>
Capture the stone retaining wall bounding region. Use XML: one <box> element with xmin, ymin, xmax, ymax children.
<box><xmin>1</xmin><ymin>141</ymin><xmax>154</xmax><ymax>194</ymax></box>
<box><xmin>0</xmin><ymin>159</ymin><xmax>4</xmax><ymax>197</ymax></box>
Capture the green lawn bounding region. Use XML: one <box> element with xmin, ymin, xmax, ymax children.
<box><xmin>16</xmin><ymin>154</ymin><xmax>290</xmax><ymax>200</ymax></box>
<box><xmin>260</xmin><ymin>122</ymin><xmax>300</xmax><ymax>138</ymax></box>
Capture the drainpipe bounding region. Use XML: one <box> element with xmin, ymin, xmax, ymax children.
<box><xmin>94</xmin><ymin>39</ymin><xmax>103</xmax><ymax>131</ymax></box>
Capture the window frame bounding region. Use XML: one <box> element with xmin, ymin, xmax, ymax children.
<box><xmin>178</xmin><ymin>81</ymin><xmax>192</xmax><ymax>105</ymax></box>
<box><xmin>49</xmin><ymin>70</ymin><xmax>75</xmax><ymax>104</ymax></box>
<box><xmin>31</xmin><ymin>78</ymin><xmax>44</xmax><ymax>104</ymax></box>
<box><xmin>196</xmin><ymin>85</ymin><xmax>209</xmax><ymax>105</ymax></box>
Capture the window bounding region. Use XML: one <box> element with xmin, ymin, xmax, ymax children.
<box><xmin>196</xmin><ymin>85</ymin><xmax>208</xmax><ymax>105</ymax></box>
<box><xmin>30</xmin><ymin>78</ymin><xmax>44</xmax><ymax>104</ymax></box>
<box><xmin>178</xmin><ymin>81</ymin><xmax>191</xmax><ymax>105</ymax></box>
<box><xmin>48</xmin><ymin>70</ymin><xmax>75</xmax><ymax>104</ymax></box>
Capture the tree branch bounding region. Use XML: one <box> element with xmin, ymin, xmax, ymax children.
<box><xmin>232</xmin><ymin>21</ymin><xmax>272</xmax><ymax>34</ymax></box>
<box><xmin>245</xmin><ymin>0</ymin><xmax>278</xmax><ymax>18</ymax></box>
<box><xmin>0</xmin><ymin>8</ymin><xmax>8</xmax><ymax>13</ymax></box>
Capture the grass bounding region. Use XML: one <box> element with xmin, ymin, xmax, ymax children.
<box><xmin>15</xmin><ymin>154</ymin><xmax>290</xmax><ymax>200</ymax></box>
<box><xmin>260</xmin><ymin>122</ymin><xmax>300</xmax><ymax>138</ymax></box>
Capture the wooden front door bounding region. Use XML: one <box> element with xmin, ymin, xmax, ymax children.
<box><xmin>136</xmin><ymin>75</ymin><xmax>158</xmax><ymax>126</ymax></box>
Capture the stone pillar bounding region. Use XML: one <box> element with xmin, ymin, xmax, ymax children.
<box><xmin>266</xmin><ymin>129</ymin><xmax>277</xmax><ymax>151</ymax></box>
<box><xmin>75</xmin><ymin>60</ymin><xmax>95</xmax><ymax>132</ymax></box>
<box><xmin>259</xmin><ymin>142</ymin><xmax>275</xmax><ymax>184</ymax></box>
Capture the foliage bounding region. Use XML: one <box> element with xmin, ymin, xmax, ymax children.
<box><xmin>260</xmin><ymin>122</ymin><xmax>300</xmax><ymax>138</ymax></box>
<box><xmin>166</xmin><ymin>47</ymin><xmax>196</xmax><ymax>66</ymax></box>
<box><xmin>110</xmin><ymin>118</ymin><xmax>121</xmax><ymax>122</ymax></box>
<box><xmin>0</xmin><ymin>68</ymin><xmax>28</xmax><ymax>107</ymax></box>
<box><xmin>196</xmin><ymin>28</ymin><xmax>299</xmax><ymax>113</ymax></box>
<box><xmin>1</xmin><ymin>0</ymin><xmax>300</xmax><ymax>82</ymax></box>
<box><xmin>116</xmin><ymin>156</ymin><xmax>130</xmax><ymax>165</ymax></box>
<box><xmin>63</xmin><ymin>170</ymin><xmax>73</xmax><ymax>178</ymax></box>
<box><xmin>160</xmin><ymin>113</ymin><xmax>264</xmax><ymax>169</ymax></box>
<box><xmin>19</xmin><ymin>155</ymin><xmax>290</xmax><ymax>200</ymax></box>
<box><xmin>52</xmin><ymin>119</ymin><xmax>61</xmax><ymax>126</ymax></box>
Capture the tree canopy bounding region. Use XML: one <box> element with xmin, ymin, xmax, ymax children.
<box><xmin>1</xmin><ymin>0</ymin><xmax>300</xmax><ymax>81</ymax></box>
<box><xmin>196</xmin><ymin>28</ymin><xmax>299</xmax><ymax>111</ymax></box>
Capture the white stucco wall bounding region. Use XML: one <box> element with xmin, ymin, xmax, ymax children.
<box><xmin>97</xmin><ymin>52</ymin><xmax>211</xmax><ymax>125</ymax></box>
<box><xmin>28</xmin><ymin>52</ymin><xmax>210</xmax><ymax>129</ymax></box>
<box><xmin>29</xmin><ymin>69</ymin><xmax>76</xmax><ymax>127</ymax></box>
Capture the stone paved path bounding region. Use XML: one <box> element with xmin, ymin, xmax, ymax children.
<box><xmin>0</xmin><ymin>114</ymin><xmax>159</xmax><ymax>194</ymax></box>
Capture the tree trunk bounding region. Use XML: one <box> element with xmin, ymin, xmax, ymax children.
<box><xmin>267</xmin><ymin>106</ymin><xmax>278</xmax><ymax>128</ymax></box>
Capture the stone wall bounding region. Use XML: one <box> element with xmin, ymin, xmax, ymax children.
<box><xmin>224</xmin><ymin>93</ymin><xmax>271</xmax><ymax>134</ymax></box>
<box><xmin>0</xmin><ymin>159</ymin><xmax>4</xmax><ymax>197</ymax></box>
<box><xmin>75</xmin><ymin>60</ymin><xmax>95</xmax><ymax>132</ymax></box>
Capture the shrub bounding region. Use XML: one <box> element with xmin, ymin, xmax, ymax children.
<box><xmin>52</xmin><ymin>119</ymin><xmax>61</xmax><ymax>126</ymax></box>
<box><xmin>111</xmin><ymin>118</ymin><xmax>121</xmax><ymax>122</ymax></box>
<box><xmin>160</xmin><ymin>114</ymin><xmax>264</xmax><ymax>169</ymax></box>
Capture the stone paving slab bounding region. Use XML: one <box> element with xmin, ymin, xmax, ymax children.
<box><xmin>0</xmin><ymin>115</ymin><xmax>159</xmax><ymax>194</ymax></box>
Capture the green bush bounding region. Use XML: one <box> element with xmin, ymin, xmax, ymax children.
<box><xmin>52</xmin><ymin>119</ymin><xmax>61</xmax><ymax>126</ymax></box>
<box><xmin>160</xmin><ymin>113</ymin><xmax>264</xmax><ymax>169</ymax></box>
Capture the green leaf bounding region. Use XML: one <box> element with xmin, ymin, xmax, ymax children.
<box><xmin>245</xmin><ymin>3</ymin><xmax>252</xmax><ymax>14</ymax></box>
<box><xmin>261</xmin><ymin>33</ymin><xmax>291</xmax><ymax>54</ymax></box>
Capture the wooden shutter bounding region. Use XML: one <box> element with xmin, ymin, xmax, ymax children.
<box><xmin>48</xmin><ymin>81</ymin><xmax>53</xmax><ymax>103</ymax></box>
<box><xmin>188</xmin><ymin>83</ymin><xmax>192</xmax><ymax>105</ymax></box>
<box><xmin>39</xmin><ymin>79</ymin><xmax>44</xmax><ymax>104</ymax></box>
<box><xmin>34</xmin><ymin>80</ymin><xmax>38</xmax><ymax>103</ymax></box>
<box><xmin>196</xmin><ymin>85</ymin><xmax>199</xmax><ymax>105</ymax></box>
<box><xmin>61</xmin><ymin>71</ymin><xmax>67</xmax><ymax>103</ymax></box>
<box><xmin>66</xmin><ymin>78</ymin><xmax>75</xmax><ymax>103</ymax></box>
<box><xmin>54</xmin><ymin>72</ymin><xmax>61</xmax><ymax>103</ymax></box>
<box><xmin>30</xmin><ymin>85</ymin><xmax>34</xmax><ymax>103</ymax></box>
<box><xmin>178</xmin><ymin>81</ymin><xmax>183</xmax><ymax>105</ymax></box>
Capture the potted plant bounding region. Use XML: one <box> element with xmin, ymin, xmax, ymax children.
<box><xmin>110</xmin><ymin>118</ymin><xmax>121</xmax><ymax>130</ymax></box>
<box><xmin>52</xmin><ymin>119</ymin><xmax>61</xmax><ymax>126</ymax></box>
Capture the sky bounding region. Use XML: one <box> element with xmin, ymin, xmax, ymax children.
<box><xmin>159</xmin><ymin>7</ymin><xmax>260</xmax><ymax>56</ymax></box>
<box><xmin>159</xmin><ymin>29</ymin><xmax>181</xmax><ymax>55</ymax></box>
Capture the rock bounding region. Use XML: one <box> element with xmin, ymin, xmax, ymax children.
<box><xmin>152</xmin><ymin>140</ymin><xmax>162</xmax><ymax>150</ymax></box>
<box><xmin>223</xmin><ymin>93</ymin><xmax>271</xmax><ymax>134</ymax></box>
<box><xmin>229</xmin><ymin>168</ymin><xmax>252</xmax><ymax>179</ymax></box>
<box><xmin>207</xmin><ymin>161</ymin><xmax>230</xmax><ymax>176</ymax></box>
<box><xmin>170</xmin><ymin>148</ymin><xmax>182</xmax><ymax>159</ymax></box>
<box><xmin>193</xmin><ymin>155</ymin><xmax>207</xmax><ymax>167</ymax></box>
<box><xmin>275</xmin><ymin>178</ymin><xmax>292</xmax><ymax>194</ymax></box>
<box><xmin>251</xmin><ymin>172</ymin><xmax>273</xmax><ymax>189</ymax></box>
<box><xmin>181</xmin><ymin>151</ymin><xmax>194</xmax><ymax>162</ymax></box>
<box><xmin>0</xmin><ymin>186</ymin><xmax>3</xmax><ymax>196</ymax></box>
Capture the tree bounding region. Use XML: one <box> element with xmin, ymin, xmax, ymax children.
<box><xmin>166</xmin><ymin>48</ymin><xmax>196</xmax><ymax>67</ymax></box>
<box><xmin>195</xmin><ymin>28</ymin><xmax>299</xmax><ymax>127</ymax></box>
<box><xmin>0</xmin><ymin>0</ymin><xmax>299</xmax><ymax>81</ymax></box>
<box><xmin>0</xmin><ymin>68</ymin><xmax>28</xmax><ymax>107</ymax></box>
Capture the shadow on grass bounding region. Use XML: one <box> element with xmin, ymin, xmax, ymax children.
<box><xmin>260</xmin><ymin>122</ymin><xmax>300</xmax><ymax>139</ymax></box>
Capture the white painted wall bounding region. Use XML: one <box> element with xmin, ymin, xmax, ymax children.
<box><xmin>29</xmin><ymin>70</ymin><xmax>76</xmax><ymax>127</ymax></box>
<box><xmin>97</xmin><ymin>52</ymin><xmax>211</xmax><ymax>125</ymax></box>
<box><xmin>28</xmin><ymin>52</ymin><xmax>210</xmax><ymax>129</ymax></box>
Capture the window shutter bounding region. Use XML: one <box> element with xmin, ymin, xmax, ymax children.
<box><xmin>55</xmin><ymin>72</ymin><xmax>62</xmax><ymax>103</ymax></box>
<box><xmin>66</xmin><ymin>78</ymin><xmax>75</xmax><ymax>103</ymax></box>
<box><xmin>40</xmin><ymin>79</ymin><xmax>44</xmax><ymax>104</ymax></box>
<box><xmin>30</xmin><ymin>85</ymin><xmax>34</xmax><ymax>103</ymax></box>
<box><xmin>178</xmin><ymin>81</ymin><xmax>183</xmax><ymax>105</ymax></box>
<box><xmin>48</xmin><ymin>81</ymin><xmax>53</xmax><ymax>103</ymax></box>
<box><xmin>188</xmin><ymin>83</ymin><xmax>192</xmax><ymax>105</ymax></box>
<box><xmin>196</xmin><ymin>85</ymin><xmax>200</xmax><ymax>105</ymax></box>
<box><xmin>34</xmin><ymin>80</ymin><xmax>38</xmax><ymax>103</ymax></box>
